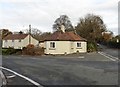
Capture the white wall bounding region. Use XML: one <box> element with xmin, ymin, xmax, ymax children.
<box><xmin>73</xmin><ymin>41</ymin><xmax>87</xmax><ymax>53</ymax></box>
<box><xmin>45</xmin><ymin>41</ymin><xmax>71</xmax><ymax>54</ymax></box>
<box><xmin>2</xmin><ymin>35</ymin><xmax>39</xmax><ymax>49</ymax></box>
<box><xmin>23</xmin><ymin>35</ymin><xmax>38</xmax><ymax>47</ymax></box>
<box><xmin>3</xmin><ymin>40</ymin><xmax>23</xmax><ymax>49</ymax></box>
<box><xmin>44</xmin><ymin>41</ymin><xmax>87</xmax><ymax>54</ymax></box>
<box><xmin>39</xmin><ymin>42</ymin><xmax>44</xmax><ymax>48</ymax></box>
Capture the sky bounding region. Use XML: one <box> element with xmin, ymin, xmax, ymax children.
<box><xmin>0</xmin><ymin>0</ymin><xmax>119</xmax><ymax>35</ymax></box>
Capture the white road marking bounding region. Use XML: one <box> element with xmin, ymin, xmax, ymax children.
<box><xmin>0</xmin><ymin>66</ymin><xmax>43</xmax><ymax>87</ymax></box>
<box><xmin>78</xmin><ymin>56</ymin><xmax>85</xmax><ymax>58</ymax></box>
<box><xmin>102</xmin><ymin>52</ymin><xmax>118</xmax><ymax>60</ymax></box>
<box><xmin>98</xmin><ymin>52</ymin><xmax>118</xmax><ymax>61</ymax></box>
<box><xmin>7</xmin><ymin>75</ymin><xmax>16</xmax><ymax>79</ymax></box>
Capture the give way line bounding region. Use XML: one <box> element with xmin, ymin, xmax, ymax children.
<box><xmin>0</xmin><ymin>66</ymin><xmax>43</xmax><ymax>87</ymax></box>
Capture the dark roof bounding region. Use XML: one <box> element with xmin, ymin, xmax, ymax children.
<box><xmin>3</xmin><ymin>34</ymin><xmax>28</xmax><ymax>40</ymax></box>
<box><xmin>45</xmin><ymin>31</ymin><xmax>87</xmax><ymax>41</ymax></box>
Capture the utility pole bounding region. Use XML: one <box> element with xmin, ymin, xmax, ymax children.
<box><xmin>29</xmin><ymin>24</ymin><xmax>31</xmax><ymax>44</ymax></box>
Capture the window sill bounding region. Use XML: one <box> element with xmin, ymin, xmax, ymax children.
<box><xmin>76</xmin><ymin>47</ymin><xmax>82</xmax><ymax>49</ymax></box>
<box><xmin>49</xmin><ymin>48</ymin><xmax>56</xmax><ymax>50</ymax></box>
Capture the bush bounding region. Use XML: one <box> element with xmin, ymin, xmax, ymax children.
<box><xmin>87</xmin><ymin>41</ymin><xmax>97</xmax><ymax>52</ymax></box>
<box><xmin>22</xmin><ymin>44</ymin><xmax>44</xmax><ymax>55</ymax></box>
<box><xmin>108</xmin><ymin>40</ymin><xmax>120</xmax><ymax>49</ymax></box>
<box><xmin>26</xmin><ymin>44</ymin><xmax>34</xmax><ymax>48</ymax></box>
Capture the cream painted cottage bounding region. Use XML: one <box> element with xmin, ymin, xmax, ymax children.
<box><xmin>44</xmin><ymin>25</ymin><xmax>87</xmax><ymax>54</ymax></box>
<box><xmin>2</xmin><ymin>33</ymin><xmax>39</xmax><ymax>49</ymax></box>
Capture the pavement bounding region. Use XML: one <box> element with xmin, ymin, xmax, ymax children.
<box><xmin>1</xmin><ymin>51</ymin><xmax>119</xmax><ymax>86</ymax></box>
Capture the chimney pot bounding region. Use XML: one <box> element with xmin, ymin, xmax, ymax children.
<box><xmin>61</xmin><ymin>25</ymin><xmax>65</xmax><ymax>33</ymax></box>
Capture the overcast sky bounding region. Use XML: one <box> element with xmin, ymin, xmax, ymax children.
<box><xmin>0</xmin><ymin>0</ymin><xmax>119</xmax><ymax>35</ymax></box>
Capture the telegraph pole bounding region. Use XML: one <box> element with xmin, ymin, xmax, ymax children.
<box><xmin>29</xmin><ymin>24</ymin><xmax>31</xmax><ymax>44</ymax></box>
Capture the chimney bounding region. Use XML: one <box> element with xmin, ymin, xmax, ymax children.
<box><xmin>61</xmin><ymin>25</ymin><xmax>65</xmax><ymax>33</ymax></box>
<box><xmin>29</xmin><ymin>24</ymin><xmax>31</xmax><ymax>35</ymax></box>
<box><xmin>74</xmin><ymin>29</ymin><xmax>77</xmax><ymax>35</ymax></box>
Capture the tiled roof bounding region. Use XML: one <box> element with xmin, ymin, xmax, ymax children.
<box><xmin>45</xmin><ymin>31</ymin><xmax>87</xmax><ymax>41</ymax></box>
<box><xmin>3</xmin><ymin>34</ymin><xmax>28</xmax><ymax>40</ymax></box>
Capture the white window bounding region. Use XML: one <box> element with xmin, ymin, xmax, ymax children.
<box><xmin>50</xmin><ymin>42</ymin><xmax>55</xmax><ymax>48</ymax></box>
<box><xmin>77</xmin><ymin>42</ymin><xmax>81</xmax><ymax>47</ymax></box>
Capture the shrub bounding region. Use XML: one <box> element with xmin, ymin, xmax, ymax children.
<box><xmin>108</xmin><ymin>40</ymin><xmax>120</xmax><ymax>49</ymax></box>
<box><xmin>22</xmin><ymin>44</ymin><xmax>44</xmax><ymax>55</ymax></box>
<box><xmin>26</xmin><ymin>44</ymin><xmax>34</xmax><ymax>48</ymax></box>
<box><xmin>87</xmin><ymin>41</ymin><xmax>97</xmax><ymax>52</ymax></box>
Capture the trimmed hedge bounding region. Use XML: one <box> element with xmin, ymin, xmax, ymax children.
<box><xmin>2</xmin><ymin>48</ymin><xmax>22</xmax><ymax>55</ymax></box>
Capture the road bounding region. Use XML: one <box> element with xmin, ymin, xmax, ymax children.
<box><xmin>1</xmin><ymin>44</ymin><xmax>119</xmax><ymax>86</ymax></box>
<box><xmin>98</xmin><ymin>44</ymin><xmax>119</xmax><ymax>58</ymax></box>
<box><xmin>2</xmin><ymin>50</ymin><xmax>119</xmax><ymax>86</ymax></box>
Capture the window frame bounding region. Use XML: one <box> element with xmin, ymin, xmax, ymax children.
<box><xmin>77</xmin><ymin>42</ymin><xmax>81</xmax><ymax>48</ymax></box>
<box><xmin>50</xmin><ymin>42</ymin><xmax>55</xmax><ymax>49</ymax></box>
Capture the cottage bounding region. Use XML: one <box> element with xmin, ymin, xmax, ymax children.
<box><xmin>44</xmin><ymin>25</ymin><xmax>87</xmax><ymax>54</ymax></box>
<box><xmin>2</xmin><ymin>33</ymin><xmax>39</xmax><ymax>49</ymax></box>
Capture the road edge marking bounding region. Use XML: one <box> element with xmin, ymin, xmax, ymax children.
<box><xmin>0</xmin><ymin>66</ymin><xmax>43</xmax><ymax>87</ymax></box>
<box><xmin>101</xmin><ymin>52</ymin><xmax>118</xmax><ymax>60</ymax></box>
<box><xmin>98</xmin><ymin>52</ymin><xmax>116</xmax><ymax>61</ymax></box>
<box><xmin>78</xmin><ymin>56</ymin><xmax>85</xmax><ymax>58</ymax></box>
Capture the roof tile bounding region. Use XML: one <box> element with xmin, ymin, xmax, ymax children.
<box><xmin>45</xmin><ymin>31</ymin><xmax>87</xmax><ymax>41</ymax></box>
<box><xmin>3</xmin><ymin>34</ymin><xmax>28</xmax><ymax>40</ymax></box>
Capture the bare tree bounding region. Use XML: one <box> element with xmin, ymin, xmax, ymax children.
<box><xmin>22</xmin><ymin>28</ymin><xmax>42</xmax><ymax>40</ymax></box>
<box><xmin>53</xmin><ymin>15</ymin><xmax>74</xmax><ymax>32</ymax></box>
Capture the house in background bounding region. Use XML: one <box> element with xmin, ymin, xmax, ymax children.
<box><xmin>44</xmin><ymin>25</ymin><xmax>87</xmax><ymax>55</ymax></box>
<box><xmin>2</xmin><ymin>33</ymin><xmax>39</xmax><ymax>49</ymax></box>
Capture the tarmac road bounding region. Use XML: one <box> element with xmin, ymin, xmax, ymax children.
<box><xmin>2</xmin><ymin>52</ymin><xmax>119</xmax><ymax>86</ymax></box>
<box><xmin>98</xmin><ymin>44</ymin><xmax>119</xmax><ymax>58</ymax></box>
